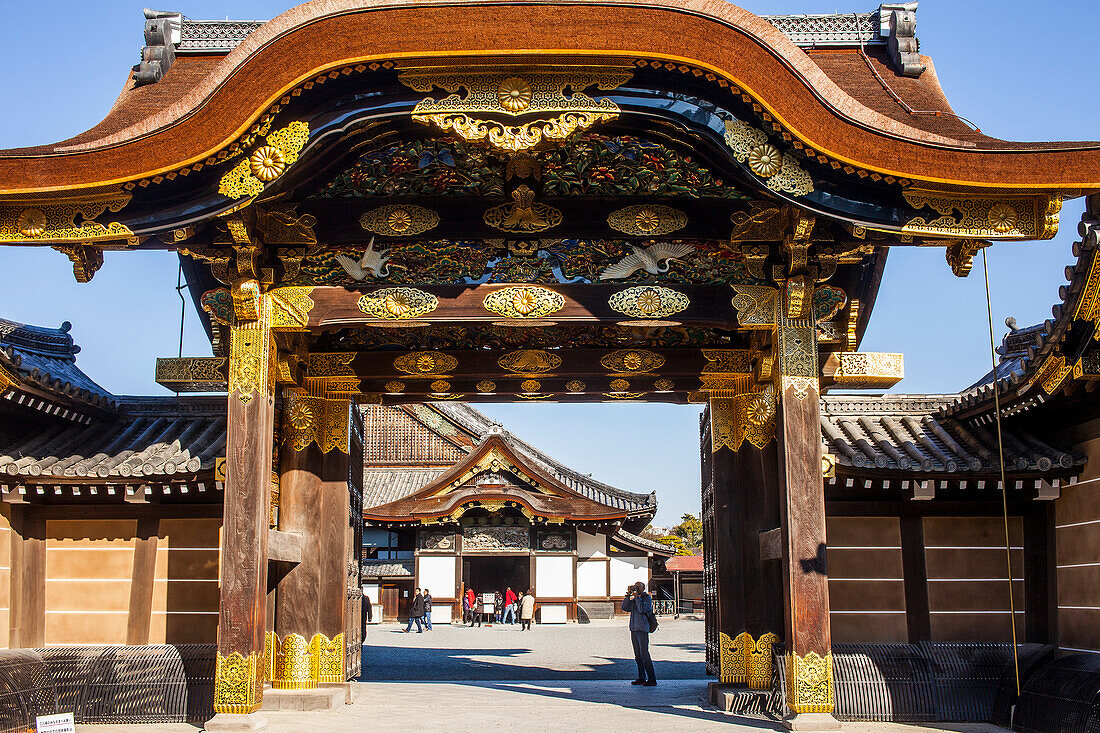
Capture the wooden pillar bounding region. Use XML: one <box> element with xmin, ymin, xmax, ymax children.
<box><xmin>9</xmin><ymin>507</ymin><xmax>45</xmax><ymax>649</ymax></box>
<box><xmin>212</xmin><ymin>293</ymin><xmax>275</xmax><ymax>723</ymax></box>
<box><xmin>900</xmin><ymin>515</ymin><xmax>931</xmax><ymax>642</ymax></box>
<box><xmin>275</xmin><ymin>390</ymin><xmax>350</xmax><ymax>681</ymax></box>
<box><xmin>127</xmin><ymin>517</ymin><xmax>160</xmax><ymax>645</ymax></box>
<box><xmin>775</xmin><ymin>285</ymin><xmax>838</xmax><ymax>726</ymax></box>
<box><xmin>708</xmin><ymin>380</ymin><xmax>782</xmax><ymax>689</ymax></box>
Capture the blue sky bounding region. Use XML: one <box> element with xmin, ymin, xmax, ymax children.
<box><xmin>1</xmin><ymin>1</ymin><xmax>1096</xmax><ymax>527</ymax></box>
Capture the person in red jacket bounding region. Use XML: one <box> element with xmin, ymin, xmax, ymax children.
<box><xmin>503</xmin><ymin>587</ymin><xmax>518</xmax><ymax>625</ymax></box>
<box><xmin>465</xmin><ymin>587</ymin><xmax>478</xmax><ymax>626</ymax></box>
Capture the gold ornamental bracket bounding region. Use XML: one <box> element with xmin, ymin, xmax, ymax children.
<box><xmin>155</xmin><ymin>357</ymin><xmax>229</xmax><ymax>392</ymax></box>
<box><xmin>902</xmin><ymin>189</ymin><xmax>1063</xmax><ymax>241</ymax></box>
<box><xmin>399</xmin><ymin>66</ymin><xmax>631</xmax><ymax>153</ymax></box>
<box><xmin>821</xmin><ymin>352</ymin><xmax>904</xmax><ymax>389</ymax></box>
<box><xmin>0</xmin><ymin>190</ymin><xmax>134</xmax><ymax>245</ymax></box>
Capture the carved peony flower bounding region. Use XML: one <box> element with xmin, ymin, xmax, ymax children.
<box><xmin>498</xmin><ymin>77</ymin><xmax>532</xmax><ymax>113</ymax></box>
<box><xmin>636</xmin><ymin>289</ymin><xmax>663</xmax><ymax>315</ymax></box>
<box><xmin>610</xmin><ymin>379</ymin><xmax>630</xmax><ymax>392</ymax></box>
<box><xmin>387</xmin><ymin>208</ymin><xmax>412</xmax><ymax>233</ymax></box>
<box><xmin>987</xmin><ymin>202</ymin><xmax>1018</xmax><ymax>234</ymax></box>
<box><xmin>566</xmin><ymin>380</ymin><xmax>586</xmax><ymax>393</ymax></box>
<box><xmin>634</xmin><ymin>207</ymin><xmax>660</xmax><ymax>234</ymax></box>
<box><xmin>746</xmin><ymin>393</ymin><xmax>774</xmax><ymax>426</ymax></box>
<box><xmin>384</xmin><ymin>292</ymin><xmax>412</xmax><ymax>317</ymax></box>
<box><xmin>385</xmin><ymin>381</ymin><xmax>405</xmax><ymax>394</ymax></box>
<box><xmin>747</xmin><ymin>144</ymin><xmax>783</xmax><ymax>178</ymax></box>
<box><xmin>288</xmin><ymin>400</ymin><xmax>315</xmax><ymax>430</ymax></box>
<box><xmin>521</xmin><ymin>379</ymin><xmax>541</xmax><ymax>393</ymax></box>
<box><xmin>622</xmin><ymin>351</ymin><xmax>644</xmax><ymax>371</ymax></box>
<box><xmin>250</xmin><ymin>146</ymin><xmax>286</xmax><ymax>182</ymax></box>
<box><xmin>511</xmin><ymin>289</ymin><xmax>538</xmax><ymax>316</ymax></box>
<box><xmin>17</xmin><ymin>208</ymin><xmax>46</xmax><ymax>238</ymax></box>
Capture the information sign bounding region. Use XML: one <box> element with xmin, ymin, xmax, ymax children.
<box><xmin>36</xmin><ymin>713</ymin><xmax>75</xmax><ymax>733</ymax></box>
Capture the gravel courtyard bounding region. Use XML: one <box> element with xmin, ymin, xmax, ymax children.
<box><xmin>360</xmin><ymin>617</ymin><xmax>708</xmax><ymax>680</ymax></box>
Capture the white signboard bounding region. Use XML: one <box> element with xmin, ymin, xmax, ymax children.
<box><xmin>36</xmin><ymin>713</ymin><xmax>75</xmax><ymax>733</ymax></box>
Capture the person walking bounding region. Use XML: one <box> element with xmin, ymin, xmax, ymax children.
<box><xmin>404</xmin><ymin>588</ymin><xmax>425</xmax><ymax>633</ymax></box>
<box><xmin>622</xmin><ymin>581</ymin><xmax>657</xmax><ymax>686</ymax></box>
<box><xmin>422</xmin><ymin>588</ymin><xmax>433</xmax><ymax>631</ymax></box>
<box><xmin>468</xmin><ymin>588</ymin><xmax>482</xmax><ymax>627</ymax></box>
<box><xmin>519</xmin><ymin>589</ymin><xmax>535</xmax><ymax>631</ymax></box>
<box><xmin>494</xmin><ymin>590</ymin><xmax>504</xmax><ymax>623</ymax></box>
<box><xmin>503</xmin><ymin>586</ymin><xmax>518</xmax><ymax>625</ymax></box>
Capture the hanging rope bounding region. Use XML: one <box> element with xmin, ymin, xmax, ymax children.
<box><xmin>980</xmin><ymin>247</ymin><xmax>1021</xmax><ymax>696</ymax></box>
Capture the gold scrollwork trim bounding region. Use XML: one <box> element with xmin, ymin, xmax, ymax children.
<box><xmin>309</xmin><ymin>353</ymin><xmax>356</xmax><ymax>377</ymax></box>
<box><xmin>608</xmin><ymin>286</ymin><xmax>690</xmax><ymax>319</ymax></box>
<box><xmin>417</xmin><ymin>111</ymin><xmax>617</xmax><ymax>153</ymax></box>
<box><xmin>358</xmin><ymin>287</ymin><xmax>439</xmax><ymax>320</ymax></box>
<box><xmin>229</xmin><ymin>302</ymin><xmax>272</xmax><ymax>405</ymax></box>
<box><xmin>214</xmin><ymin>651</ymin><xmax>261</xmax><ymax>714</ymax></box>
<box><xmin>394</xmin><ymin>351</ymin><xmax>458</xmax><ymax>376</ymax></box>
<box><xmin>483</xmin><ymin>286</ymin><xmax>564</xmax><ymax>319</ymax></box>
<box><xmin>0</xmin><ymin>193</ymin><xmax>133</xmax><ymax>244</ymax></box>
<box><xmin>1031</xmin><ymin>354</ymin><xmax>1072</xmax><ymax>395</ymax></box>
<box><xmin>219</xmin><ymin>121</ymin><xmax>310</xmax><ymax>200</ymax></box>
<box><xmin>824</xmin><ymin>352</ymin><xmax>905</xmax><ymax>389</ymax></box>
<box><xmin>606</xmin><ymin>204</ymin><xmax>688</xmax><ymax>236</ymax></box>
<box><xmin>786</xmin><ymin>652</ymin><xmax>835</xmax><ymax>715</ymax></box>
<box><xmin>359</xmin><ymin>205</ymin><xmax>440</xmax><ymax>236</ymax></box>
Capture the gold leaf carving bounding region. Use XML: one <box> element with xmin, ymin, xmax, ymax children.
<box><xmin>0</xmin><ymin>193</ymin><xmax>133</xmax><ymax>244</ymax></box>
<box><xmin>497</xmin><ymin>350</ymin><xmax>562</xmax><ymax>374</ymax></box>
<box><xmin>483</xmin><ymin>286</ymin><xmax>564</xmax><ymax>319</ymax></box>
<box><xmin>902</xmin><ymin>189</ymin><xmax>1061</xmax><ymax>240</ymax></box>
<box><xmin>220</xmin><ymin>121</ymin><xmax>309</xmax><ymax>200</ymax></box>
<box><xmin>394</xmin><ymin>351</ymin><xmax>458</xmax><ymax>376</ymax></box>
<box><xmin>385</xmin><ymin>380</ymin><xmax>405</xmax><ymax>393</ymax></box>
<box><xmin>269</xmin><ymin>287</ymin><xmax>315</xmax><ymax>330</ymax></box>
<box><xmin>606</xmin><ymin>205</ymin><xmax>687</xmax><ymax>236</ymax></box>
<box><xmin>520</xmin><ymin>379</ymin><xmax>542</xmax><ymax>393</ymax></box>
<box><xmin>483</xmin><ymin>185</ymin><xmax>561</xmax><ymax>233</ymax></box>
<box><xmin>731</xmin><ymin>285</ymin><xmax>779</xmax><ymax>329</ymax></box>
<box><xmin>430</xmin><ymin>380</ymin><xmax>452</xmax><ymax>393</ymax></box>
<box><xmin>214</xmin><ymin>651</ymin><xmax>261</xmax><ymax>714</ymax></box>
<box><xmin>358</xmin><ymin>288</ymin><xmax>439</xmax><ymax>320</ymax></box>
<box><xmin>600</xmin><ymin>349</ymin><xmax>665</xmax><ymax>374</ymax></box>
<box><xmin>724</xmin><ymin>120</ymin><xmax>813</xmax><ymax>196</ymax></box>
<box><xmin>786</xmin><ymin>652</ymin><xmax>835</xmax><ymax>714</ymax></box>
<box><xmin>609</xmin><ymin>286</ymin><xmax>690</xmax><ymax>319</ymax></box>
<box><xmin>359</xmin><ymin>205</ymin><xmax>440</xmax><ymax>236</ymax></box>
<box><xmin>272</xmin><ymin>634</ymin><xmax>315</xmax><ymax>690</ymax></box>
<box><xmin>565</xmin><ymin>380</ymin><xmax>586</xmax><ymax>393</ymax></box>
<box><xmin>309</xmin><ymin>353</ymin><xmax>356</xmax><ymax>377</ymax></box>
<box><xmin>476</xmin><ymin>380</ymin><xmax>497</xmax><ymax>393</ymax></box>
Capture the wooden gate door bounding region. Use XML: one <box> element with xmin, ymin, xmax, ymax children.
<box><xmin>345</xmin><ymin>405</ymin><xmax>365</xmax><ymax>680</ymax></box>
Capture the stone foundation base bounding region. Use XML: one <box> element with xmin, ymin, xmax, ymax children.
<box><xmin>261</xmin><ymin>686</ymin><xmax>345</xmax><ymax>711</ymax></box>
<box><xmin>782</xmin><ymin>712</ymin><xmax>842</xmax><ymax>731</ymax></box>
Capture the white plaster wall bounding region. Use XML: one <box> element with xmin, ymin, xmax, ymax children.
<box><xmin>535</xmin><ymin>555</ymin><xmax>574</xmax><ymax>598</ymax></box>
<box><xmin>576</xmin><ymin>560</ymin><xmax>608</xmax><ymax>597</ymax></box>
<box><xmin>610</xmin><ymin>555</ymin><xmax>649</xmax><ymax>592</ymax></box>
<box><xmin>539</xmin><ymin>604</ymin><xmax>568</xmax><ymax>624</ymax></box>
<box><xmin>430</xmin><ymin>605</ymin><xmax>452</xmax><ymax>624</ymax></box>
<box><xmin>418</xmin><ymin>555</ymin><xmax>458</xmax><ymax>599</ymax></box>
<box><xmin>577</xmin><ymin>530</ymin><xmax>607</xmax><ymax>558</ymax></box>
<box><xmin>362</xmin><ymin>583</ymin><xmax>381</xmax><ymax>624</ymax></box>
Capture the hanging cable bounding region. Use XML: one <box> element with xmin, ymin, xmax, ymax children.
<box><xmin>980</xmin><ymin>247</ymin><xmax>1021</xmax><ymax>696</ymax></box>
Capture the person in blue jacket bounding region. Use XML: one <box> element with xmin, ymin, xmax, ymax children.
<box><xmin>622</xmin><ymin>581</ymin><xmax>657</xmax><ymax>686</ymax></box>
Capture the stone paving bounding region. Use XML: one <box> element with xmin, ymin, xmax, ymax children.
<box><xmin>85</xmin><ymin>620</ymin><xmax>1011</xmax><ymax>732</ymax></box>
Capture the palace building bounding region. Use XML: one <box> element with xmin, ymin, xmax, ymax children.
<box><xmin>358</xmin><ymin>403</ymin><xmax>673</xmax><ymax>624</ymax></box>
<box><xmin>2</xmin><ymin>1</ymin><xmax>1100</xmax><ymax>729</ymax></box>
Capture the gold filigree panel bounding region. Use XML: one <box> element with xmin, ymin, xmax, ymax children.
<box><xmin>609</xmin><ymin>286</ymin><xmax>690</xmax><ymax>320</ymax></box>
<box><xmin>272</xmin><ymin>633</ymin><xmax>316</xmax><ymax>690</ymax></box>
<box><xmin>283</xmin><ymin>393</ymin><xmax>350</xmax><ymax>453</ymax></box>
<box><xmin>600</xmin><ymin>349</ymin><xmax>665</xmax><ymax>374</ymax></box>
<box><xmin>310</xmin><ymin>633</ymin><xmax>345</xmax><ymax>684</ymax></box>
<box><xmin>498</xmin><ymin>350</ymin><xmax>562</xmax><ymax>374</ymax></box>
<box><xmin>219</xmin><ymin>121</ymin><xmax>310</xmax><ymax>200</ymax></box>
<box><xmin>229</xmin><ymin>301</ymin><xmax>273</xmax><ymax>405</ymax></box>
<box><xmin>719</xmin><ymin>632</ymin><xmax>749</xmax><ymax>685</ymax></box>
<box><xmin>709</xmin><ymin>383</ymin><xmax>776</xmax><ymax>452</ymax></box>
<box><xmin>701</xmin><ymin>350</ymin><xmax>752</xmax><ymax>374</ymax></box>
<box><xmin>358</xmin><ymin>288</ymin><xmax>439</xmax><ymax>320</ymax></box>
<box><xmin>359</xmin><ymin>205</ymin><xmax>440</xmax><ymax>236</ymax></box>
<box><xmin>0</xmin><ymin>193</ymin><xmax>133</xmax><ymax>243</ymax></box>
<box><xmin>825</xmin><ymin>352</ymin><xmax>905</xmax><ymax>388</ymax></box>
<box><xmin>309</xmin><ymin>353</ymin><xmax>356</xmax><ymax>377</ymax></box>
<box><xmin>606</xmin><ymin>205</ymin><xmax>688</xmax><ymax>236</ymax></box>
<box><xmin>394</xmin><ymin>351</ymin><xmax>458</xmax><ymax>376</ymax></box>
<box><xmin>483</xmin><ymin>286</ymin><xmax>565</xmax><ymax>319</ymax></box>
<box><xmin>724</xmin><ymin>120</ymin><xmax>814</xmax><ymax>196</ymax></box>
<box><xmin>269</xmin><ymin>287</ymin><xmax>315</xmax><ymax>330</ymax></box>
<box><xmin>214</xmin><ymin>651</ymin><xmax>261</xmax><ymax>714</ymax></box>
<box><xmin>902</xmin><ymin>189</ymin><xmax>1062</xmax><ymax>240</ymax></box>
<box><xmin>786</xmin><ymin>652</ymin><xmax>835</xmax><ymax>714</ymax></box>
<box><xmin>155</xmin><ymin>357</ymin><xmax>228</xmax><ymax>391</ymax></box>
<box><xmin>748</xmin><ymin>633</ymin><xmax>778</xmax><ymax>690</ymax></box>
<box><xmin>1031</xmin><ymin>354</ymin><xmax>1072</xmax><ymax>395</ymax></box>
<box><xmin>732</xmin><ymin>285</ymin><xmax>779</xmax><ymax>329</ymax></box>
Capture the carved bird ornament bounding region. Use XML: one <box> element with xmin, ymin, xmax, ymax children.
<box><xmin>335</xmin><ymin>237</ymin><xmax>391</xmax><ymax>280</ymax></box>
<box><xmin>598</xmin><ymin>242</ymin><xmax>695</xmax><ymax>280</ymax></box>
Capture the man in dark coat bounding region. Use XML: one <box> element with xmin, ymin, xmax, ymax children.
<box><xmin>404</xmin><ymin>588</ymin><xmax>425</xmax><ymax>633</ymax></box>
<box><xmin>422</xmin><ymin>588</ymin><xmax>433</xmax><ymax>631</ymax></box>
<box><xmin>622</xmin><ymin>581</ymin><xmax>657</xmax><ymax>686</ymax></box>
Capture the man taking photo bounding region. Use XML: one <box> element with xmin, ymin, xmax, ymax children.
<box><xmin>622</xmin><ymin>581</ymin><xmax>657</xmax><ymax>686</ymax></box>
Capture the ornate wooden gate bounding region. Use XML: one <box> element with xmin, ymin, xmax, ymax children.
<box><xmin>345</xmin><ymin>406</ymin><xmax>365</xmax><ymax>680</ymax></box>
